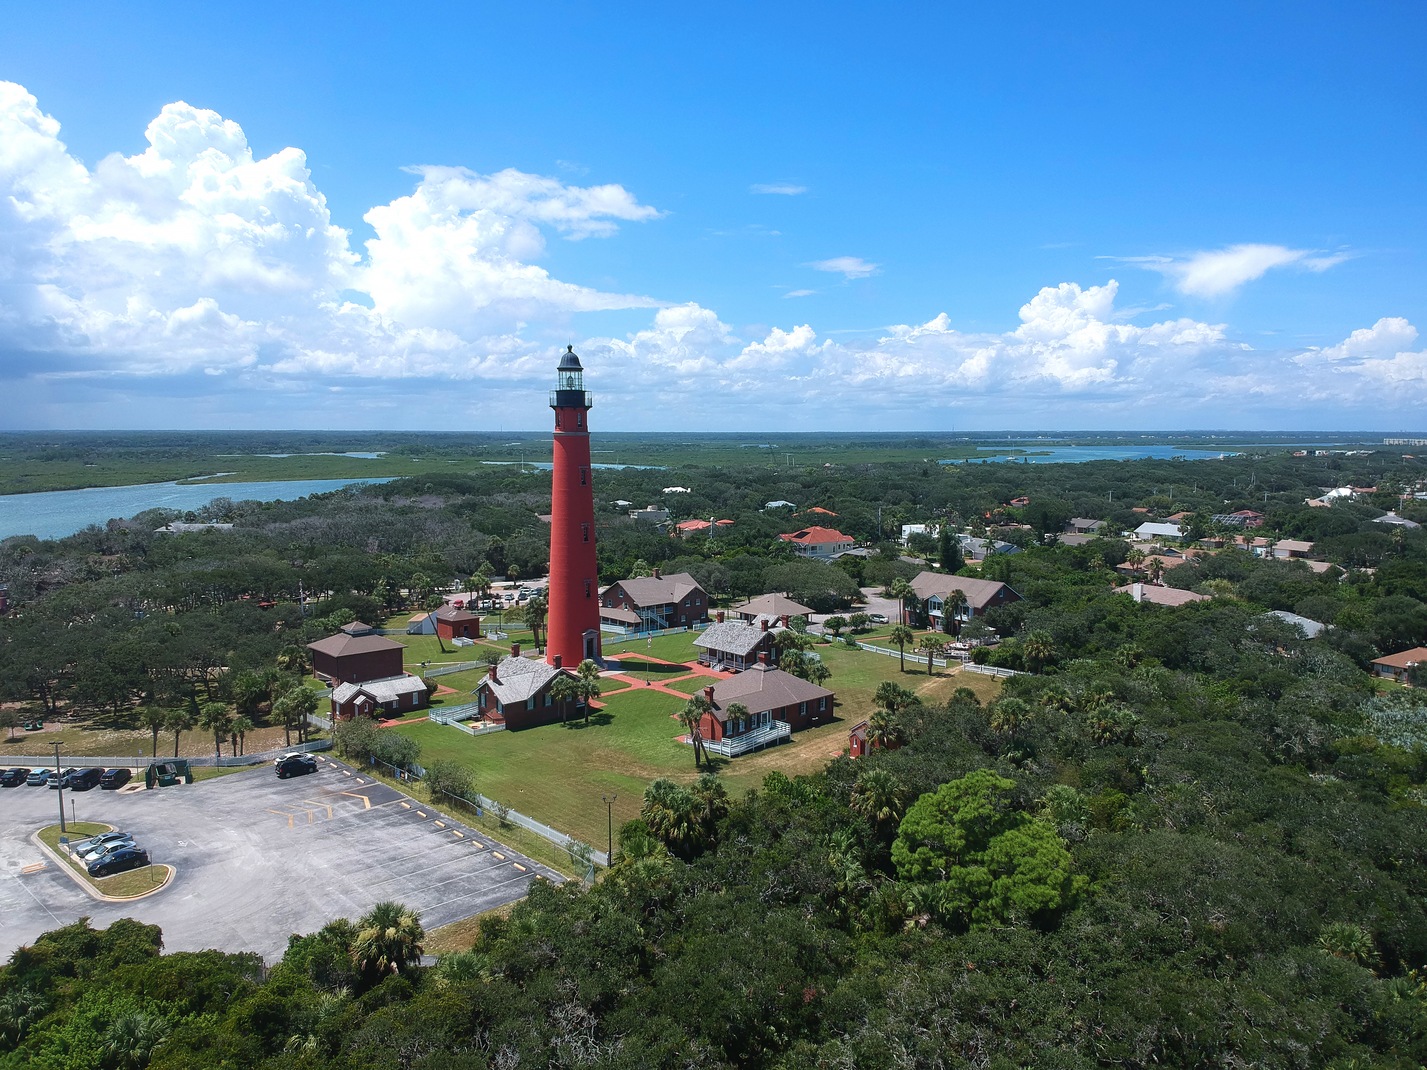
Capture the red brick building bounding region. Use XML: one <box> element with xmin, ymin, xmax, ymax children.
<box><xmin>330</xmin><ymin>675</ymin><xmax>430</xmax><ymax>720</ymax></box>
<box><xmin>308</xmin><ymin>622</ymin><xmax>405</xmax><ymax>684</ymax></box>
<box><xmin>599</xmin><ymin>568</ymin><xmax>708</xmax><ymax>634</ymax></box>
<box><xmin>432</xmin><ymin>605</ymin><xmax>482</xmax><ymax>641</ymax></box>
<box><xmin>694</xmin><ymin>659</ymin><xmax>835</xmax><ymax>756</ymax></box>
<box><xmin>472</xmin><ymin>646</ymin><xmax>581</xmax><ymax>729</ymax></box>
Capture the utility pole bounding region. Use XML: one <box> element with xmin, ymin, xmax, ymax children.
<box><xmin>601</xmin><ymin>793</ymin><xmax>617</xmax><ymax>865</ymax></box>
<box><xmin>52</xmin><ymin>741</ymin><xmax>65</xmax><ymax>833</ymax></box>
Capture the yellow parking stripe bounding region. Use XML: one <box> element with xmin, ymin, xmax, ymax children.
<box><xmin>338</xmin><ymin>791</ymin><xmax>372</xmax><ymax>810</ymax></box>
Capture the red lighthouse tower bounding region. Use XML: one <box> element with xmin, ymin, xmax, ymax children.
<box><xmin>546</xmin><ymin>346</ymin><xmax>602</xmax><ymax>667</ymax></box>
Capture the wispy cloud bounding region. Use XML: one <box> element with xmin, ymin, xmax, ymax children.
<box><xmin>751</xmin><ymin>182</ymin><xmax>807</xmax><ymax>195</ymax></box>
<box><xmin>783</xmin><ymin>289</ymin><xmax>816</xmax><ymax>298</ymax></box>
<box><xmin>808</xmin><ymin>256</ymin><xmax>880</xmax><ymax>280</ymax></box>
<box><xmin>1107</xmin><ymin>243</ymin><xmax>1353</xmax><ymax>298</ymax></box>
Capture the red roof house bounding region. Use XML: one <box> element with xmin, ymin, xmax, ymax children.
<box><xmin>779</xmin><ymin>526</ymin><xmax>855</xmax><ymax>558</ymax></box>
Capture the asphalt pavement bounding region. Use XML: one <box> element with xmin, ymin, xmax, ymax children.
<box><xmin>0</xmin><ymin>756</ymin><xmax>562</xmax><ymax>962</ymax></box>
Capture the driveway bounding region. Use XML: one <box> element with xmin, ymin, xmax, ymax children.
<box><xmin>0</xmin><ymin>757</ymin><xmax>562</xmax><ymax>962</ymax></box>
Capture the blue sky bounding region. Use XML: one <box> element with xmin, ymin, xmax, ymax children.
<box><xmin>1</xmin><ymin>2</ymin><xmax>1423</xmax><ymax>431</ymax></box>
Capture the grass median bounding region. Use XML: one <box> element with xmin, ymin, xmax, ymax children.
<box><xmin>39</xmin><ymin>822</ymin><xmax>170</xmax><ymax>898</ymax></box>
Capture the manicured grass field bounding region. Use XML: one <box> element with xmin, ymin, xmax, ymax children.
<box><xmin>393</xmin><ymin>687</ymin><xmax>690</xmax><ymax>844</ymax></box>
<box><xmin>662</xmin><ymin>676</ymin><xmax>714</xmax><ymax>695</ymax></box>
<box><xmin>391</xmin><ymin>635</ymin><xmax>1003</xmax><ymax>846</ymax></box>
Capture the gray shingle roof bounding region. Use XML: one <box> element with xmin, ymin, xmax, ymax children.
<box><xmin>693</xmin><ymin>621</ymin><xmax>781</xmax><ymax>657</ymax></box>
<box><xmin>476</xmin><ymin>656</ymin><xmax>567</xmax><ymax>704</ymax></box>
<box><xmin>332</xmin><ymin>675</ymin><xmax>429</xmax><ymax>704</ymax></box>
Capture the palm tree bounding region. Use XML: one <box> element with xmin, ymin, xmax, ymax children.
<box><xmin>916</xmin><ymin>634</ymin><xmax>943</xmax><ymax>675</ymax></box>
<box><xmin>942</xmin><ymin>589</ymin><xmax>969</xmax><ymax>636</ymax></box>
<box><xmin>1022</xmin><ymin>630</ymin><xmax>1055</xmax><ymax>673</ymax></box>
<box><xmin>691</xmin><ymin>772</ymin><xmax>730</xmax><ymax>832</ymax></box>
<box><xmin>164</xmin><ymin>707</ymin><xmax>195</xmax><ymax>758</ymax></box>
<box><xmin>230</xmin><ymin>715</ymin><xmax>254</xmax><ymax>756</ymax></box>
<box><xmin>679</xmin><ymin>695</ymin><xmax>712</xmax><ymax>767</ymax></box>
<box><xmin>640</xmin><ymin>778</ymin><xmax>704</xmax><ymax>858</ymax></box>
<box><xmin>199</xmin><ymin>702</ymin><xmax>231</xmax><ymax>760</ymax></box>
<box><xmin>866</xmin><ymin>707</ymin><xmax>906</xmax><ymax>751</ymax></box>
<box><xmin>550</xmin><ymin>664</ymin><xmax>602</xmax><ymax>725</ymax></box>
<box><xmin>272</xmin><ymin>684</ymin><xmax>317</xmax><ymax>746</ymax></box>
<box><xmin>522</xmin><ymin>594</ymin><xmax>548</xmax><ymax>653</ymax></box>
<box><xmin>888</xmin><ymin>578</ymin><xmax>914</xmax><ymax>625</ymax></box>
<box><xmin>351</xmin><ymin>901</ymin><xmax>425</xmax><ymax>985</ymax></box>
<box><xmin>1125</xmin><ymin>547</ymin><xmax>1146</xmax><ymax>572</ymax></box>
<box><xmin>888</xmin><ymin>624</ymin><xmax>915</xmax><ymax>672</ymax></box>
<box><xmin>850</xmin><ymin>768</ymin><xmax>906</xmax><ymax>833</ymax></box>
<box><xmin>101</xmin><ymin>1011</ymin><xmax>169</xmax><ymax>1070</ymax></box>
<box><xmin>874</xmin><ymin>681</ymin><xmax>915</xmax><ymax>715</ymax></box>
<box><xmin>723</xmin><ymin>700</ymin><xmax>751</xmax><ymax>740</ymax></box>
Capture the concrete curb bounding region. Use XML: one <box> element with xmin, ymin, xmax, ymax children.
<box><xmin>29</xmin><ymin>827</ymin><xmax>175</xmax><ymax>903</ymax></box>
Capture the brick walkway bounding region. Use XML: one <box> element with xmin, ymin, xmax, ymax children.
<box><xmin>598</xmin><ymin>655</ymin><xmax>733</xmax><ymax>700</ymax></box>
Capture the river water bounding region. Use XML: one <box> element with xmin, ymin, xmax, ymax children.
<box><xmin>0</xmin><ymin>478</ymin><xmax>393</xmax><ymax>541</ymax></box>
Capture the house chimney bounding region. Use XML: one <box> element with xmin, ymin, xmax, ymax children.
<box><xmin>703</xmin><ymin>685</ymin><xmax>715</xmax><ymax>705</ymax></box>
<box><xmin>487</xmin><ymin>662</ymin><xmax>498</xmax><ymax>682</ymax></box>
<box><xmin>761</xmin><ymin>618</ymin><xmax>769</xmax><ymax>632</ymax></box>
<box><xmin>653</xmin><ymin>566</ymin><xmax>662</xmax><ymax>579</ymax></box>
<box><xmin>511</xmin><ymin>642</ymin><xmax>521</xmax><ymax>658</ymax></box>
<box><xmin>553</xmin><ymin>654</ymin><xmax>563</xmax><ymax>669</ymax></box>
<box><xmin>780</xmin><ymin>614</ymin><xmax>790</xmax><ymax>627</ymax></box>
<box><xmin>758</xmin><ymin>650</ymin><xmax>768</xmax><ymax>666</ymax></box>
<box><xmin>716</xmin><ymin>610</ymin><xmax>725</xmax><ymax>623</ymax></box>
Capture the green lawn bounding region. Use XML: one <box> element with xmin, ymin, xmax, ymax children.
<box><xmin>392</xmin><ymin>687</ymin><xmax>691</xmax><ymax>845</ymax></box>
<box><xmin>663</xmin><ymin>676</ymin><xmax>714</xmax><ymax>695</ymax></box>
<box><xmin>601</xmin><ymin>631</ymin><xmax>701</xmax><ymax>663</ymax></box>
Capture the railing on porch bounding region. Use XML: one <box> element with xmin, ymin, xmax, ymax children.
<box><xmin>700</xmin><ymin>719</ymin><xmax>792</xmax><ymax>757</ymax></box>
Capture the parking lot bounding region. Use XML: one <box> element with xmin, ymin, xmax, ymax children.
<box><xmin>0</xmin><ymin>756</ymin><xmax>563</xmax><ymax>962</ymax></box>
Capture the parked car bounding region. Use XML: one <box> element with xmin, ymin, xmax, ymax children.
<box><xmin>273</xmin><ymin>751</ymin><xmax>305</xmax><ymax>766</ymax></box>
<box><xmin>70</xmin><ymin>830</ymin><xmax>132</xmax><ymax>854</ymax></box>
<box><xmin>867</xmin><ymin>613</ymin><xmax>888</xmax><ymax>624</ymax></box>
<box><xmin>0</xmin><ymin>768</ymin><xmax>30</xmax><ymax>787</ymax></box>
<box><xmin>80</xmin><ymin>838</ymin><xmax>138</xmax><ymax>864</ymax></box>
<box><xmin>66</xmin><ymin>767</ymin><xmax>103</xmax><ymax>791</ymax></box>
<box><xmin>276</xmin><ymin>754</ymin><xmax>318</xmax><ymax>779</ymax></box>
<box><xmin>26</xmin><ymin>768</ymin><xmax>54</xmax><ymax>786</ymax></box>
<box><xmin>49</xmin><ymin>768</ymin><xmax>78</xmax><ymax>789</ymax></box>
<box><xmin>99</xmin><ymin>767</ymin><xmax>132</xmax><ymax>790</ymax></box>
<box><xmin>87</xmin><ymin>846</ymin><xmax>150</xmax><ymax>878</ymax></box>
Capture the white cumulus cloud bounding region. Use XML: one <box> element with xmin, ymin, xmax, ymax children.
<box><xmin>1116</xmin><ymin>243</ymin><xmax>1351</xmax><ymax>297</ymax></box>
<box><xmin>809</xmin><ymin>256</ymin><xmax>879</xmax><ymax>280</ymax></box>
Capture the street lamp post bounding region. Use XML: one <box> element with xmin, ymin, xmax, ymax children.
<box><xmin>52</xmin><ymin>741</ymin><xmax>65</xmax><ymax>833</ymax></box>
<box><xmin>601</xmin><ymin>793</ymin><xmax>616</xmax><ymax>865</ymax></box>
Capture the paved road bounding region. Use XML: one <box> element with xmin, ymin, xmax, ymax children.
<box><xmin>0</xmin><ymin>756</ymin><xmax>562</xmax><ymax>962</ymax></box>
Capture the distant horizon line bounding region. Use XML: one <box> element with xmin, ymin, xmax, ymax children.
<box><xmin>2</xmin><ymin>429</ymin><xmax>1423</xmax><ymax>438</ymax></box>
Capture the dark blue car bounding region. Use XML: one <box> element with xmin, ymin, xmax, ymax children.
<box><xmin>87</xmin><ymin>846</ymin><xmax>150</xmax><ymax>878</ymax></box>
